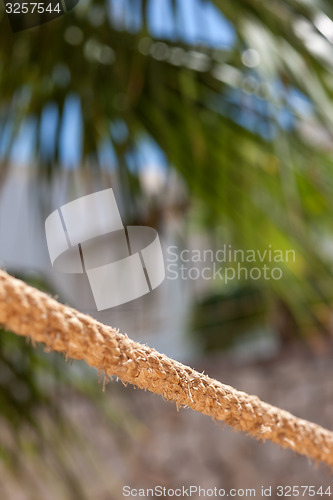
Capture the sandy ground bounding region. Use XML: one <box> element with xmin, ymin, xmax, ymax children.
<box><xmin>1</xmin><ymin>350</ymin><xmax>333</xmax><ymax>499</ymax></box>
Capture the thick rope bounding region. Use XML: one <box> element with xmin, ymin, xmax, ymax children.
<box><xmin>0</xmin><ymin>270</ymin><xmax>332</xmax><ymax>467</ymax></box>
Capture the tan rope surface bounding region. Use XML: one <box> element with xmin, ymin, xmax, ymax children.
<box><xmin>0</xmin><ymin>269</ymin><xmax>333</xmax><ymax>467</ymax></box>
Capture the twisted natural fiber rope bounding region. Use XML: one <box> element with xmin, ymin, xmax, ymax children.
<box><xmin>0</xmin><ymin>270</ymin><xmax>333</xmax><ymax>467</ymax></box>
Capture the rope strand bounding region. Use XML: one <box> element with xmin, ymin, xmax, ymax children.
<box><xmin>0</xmin><ymin>269</ymin><xmax>333</xmax><ymax>467</ymax></box>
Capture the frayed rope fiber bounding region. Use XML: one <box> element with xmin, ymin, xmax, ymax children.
<box><xmin>0</xmin><ymin>270</ymin><xmax>333</xmax><ymax>467</ymax></box>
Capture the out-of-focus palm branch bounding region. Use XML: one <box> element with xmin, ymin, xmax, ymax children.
<box><xmin>1</xmin><ymin>0</ymin><xmax>333</xmax><ymax>332</ymax></box>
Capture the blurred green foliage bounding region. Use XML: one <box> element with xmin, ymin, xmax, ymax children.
<box><xmin>1</xmin><ymin>0</ymin><xmax>333</xmax><ymax>492</ymax></box>
<box><xmin>1</xmin><ymin>0</ymin><xmax>333</xmax><ymax>339</ymax></box>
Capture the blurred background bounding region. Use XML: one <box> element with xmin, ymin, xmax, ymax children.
<box><xmin>2</xmin><ymin>0</ymin><xmax>333</xmax><ymax>497</ymax></box>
